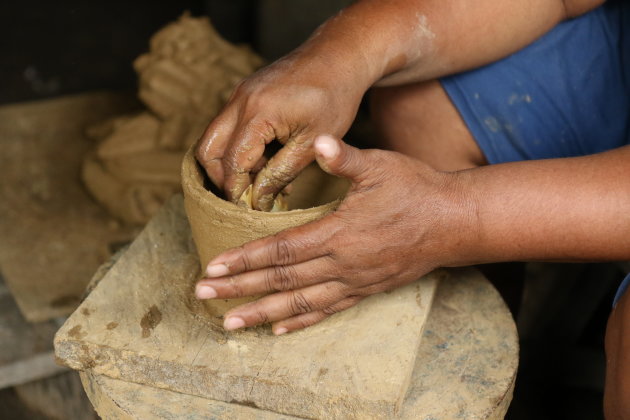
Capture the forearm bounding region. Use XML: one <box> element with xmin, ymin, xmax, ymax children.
<box><xmin>451</xmin><ymin>145</ymin><xmax>630</xmax><ymax>265</ymax></box>
<box><xmin>291</xmin><ymin>0</ymin><xmax>603</xmax><ymax>90</ymax></box>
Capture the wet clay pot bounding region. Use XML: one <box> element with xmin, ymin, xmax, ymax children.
<box><xmin>181</xmin><ymin>146</ymin><xmax>349</xmax><ymax>317</ymax></box>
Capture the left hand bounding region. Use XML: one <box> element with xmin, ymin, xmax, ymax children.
<box><xmin>195</xmin><ymin>135</ymin><xmax>472</xmax><ymax>334</ymax></box>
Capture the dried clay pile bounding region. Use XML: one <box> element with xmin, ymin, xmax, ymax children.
<box><xmin>83</xmin><ymin>14</ymin><xmax>263</xmax><ymax>225</ymax></box>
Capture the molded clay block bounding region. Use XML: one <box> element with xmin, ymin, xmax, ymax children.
<box><xmin>82</xmin><ymin>15</ymin><xmax>263</xmax><ymax>226</ymax></box>
<box><xmin>181</xmin><ymin>146</ymin><xmax>350</xmax><ymax>316</ymax></box>
<box><xmin>54</xmin><ymin>196</ymin><xmax>439</xmax><ymax>420</ymax></box>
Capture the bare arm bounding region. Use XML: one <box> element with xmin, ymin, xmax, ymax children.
<box><xmin>197</xmin><ymin>0</ymin><xmax>604</xmax><ymax>209</ymax></box>
<box><xmin>283</xmin><ymin>0</ymin><xmax>606</xmax><ymax>88</ymax></box>
<box><xmin>453</xmin><ymin>144</ymin><xmax>630</xmax><ymax>264</ymax></box>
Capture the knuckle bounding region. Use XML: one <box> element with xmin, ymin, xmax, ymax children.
<box><xmin>228</xmin><ymin>276</ymin><xmax>244</xmax><ymax>298</ymax></box>
<box><xmin>323</xmin><ymin>296</ymin><xmax>361</xmax><ymax>315</ymax></box>
<box><xmin>322</xmin><ymin>306</ymin><xmax>339</xmax><ymax>316</ymax></box>
<box><xmin>296</xmin><ymin>317</ymin><xmax>313</xmax><ymax>330</ymax></box>
<box><xmin>236</xmin><ymin>248</ymin><xmax>252</xmax><ymax>271</ymax></box>
<box><xmin>223</xmin><ymin>150</ymin><xmax>245</xmax><ymax>174</ymax></box>
<box><xmin>357</xmin><ymin>151</ymin><xmax>387</xmax><ymax>183</ymax></box>
<box><xmin>263</xmin><ymin>269</ymin><xmax>275</xmax><ymax>293</ymax></box>
<box><xmin>254</xmin><ymin>309</ymin><xmax>269</xmax><ymax>324</ymax></box>
<box><xmin>228</xmin><ymin>79</ymin><xmax>250</xmax><ymax>102</ymax></box>
<box><xmin>265</xmin><ymin>164</ymin><xmax>294</xmax><ymax>185</ymax></box>
<box><xmin>194</xmin><ymin>145</ymin><xmax>207</xmax><ymax>163</ymax></box>
<box><xmin>272</xmin><ymin>265</ymin><xmax>298</xmax><ymax>291</ymax></box>
<box><xmin>360</xmin><ymin>282</ymin><xmax>389</xmax><ymax>296</ymax></box>
<box><xmin>288</xmin><ymin>291</ymin><xmax>312</xmax><ymax>315</ymax></box>
<box><xmin>233</xmin><ymin>79</ymin><xmax>247</xmax><ymax>93</ymax></box>
<box><xmin>196</xmin><ymin>144</ymin><xmax>218</xmax><ymax>167</ymax></box>
<box><xmin>273</xmin><ymin>237</ymin><xmax>296</xmax><ymax>265</ymax></box>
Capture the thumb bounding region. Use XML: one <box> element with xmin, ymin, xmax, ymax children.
<box><xmin>313</xmin><ymin>135</ymin><xmax>367</xmax><ymax>182</ymax></box>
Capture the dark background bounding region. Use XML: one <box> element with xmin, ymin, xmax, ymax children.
<box><xmin>0</xmin><ymin>0</ymin><xmax>353</xmax><ymax>104</ymax></box>
<box><xmin>0</xmin><ymin>1</ymin><xmax>625</xmax><ymax>419</ymax></box>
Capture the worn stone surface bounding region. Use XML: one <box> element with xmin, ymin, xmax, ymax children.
<box><xmin>398</xmin><ymin>268</ymin><xmax>519</xmax><ymax>419</ymax></box>
<box><xmin>80</xmin><ymin>370</ymin><xmax>301</xmax><ymax>420</ymax></box>
<box><xmin>0</xmin><ymin>92</ymin><xmax>139</xmax><ymax>322</ymax></box>
<box><xmin>78</xmin><ymin>268</ymin><xmax>518</xmax><ymax>419</ymax></box>
<box><xmin>55</xmin><ymin>196</ymin><xmax>438</xmax><ymax>420</ymax></box>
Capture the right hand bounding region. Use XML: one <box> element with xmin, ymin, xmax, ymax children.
<box><xmin>195</xmin><ymin>52</ymin><xmax>366</xmax><ymax>211</ymax></box>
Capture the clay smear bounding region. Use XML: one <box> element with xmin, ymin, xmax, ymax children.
<box><xmin>237</xmin><ymin>185</ymin><xmax>288</xmax><ymax>212</ymax></box>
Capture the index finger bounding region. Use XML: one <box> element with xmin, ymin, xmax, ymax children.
<box><xmin>252</xmin><ymin>135</ymin><xmax>316</xmax><ymax>211</ymax></box>
<box><xmin>204</xmin><ymin>216</ymin><xmax>339</xmax><ymax>278</ymax></box>
<box><xmin>195</xmin><ymin>111</ymin><xmax>236</xmax><ymax>189</ymax></box>
<box><xmin>222</xmin><ymin>120</ymin><xmax>276</xmax><ymax>202</ymax></box>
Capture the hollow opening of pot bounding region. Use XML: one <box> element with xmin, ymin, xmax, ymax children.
<box><xmin>196</xmin><ymin>160</ymin><xmax>350</xmax><ymax>211</ymax></box>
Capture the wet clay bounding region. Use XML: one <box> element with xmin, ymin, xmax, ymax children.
<box><xmin>181</xmin><ymin>147</ymin><xmax>349</xmax><ymax>316</ymax></box>
<box><xmin>82</xmin><ymin>13</ymin><xmax>263</xmax><ymax>225</ymax></box>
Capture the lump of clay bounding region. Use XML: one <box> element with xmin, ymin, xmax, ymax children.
<box><xmin>237</xmin><ymin>185</ymin><xmax>288</xmax><ymax>212</ymax></box>
<box><xmin>83</xmin><ymin>13</ymin><xmax>263</xmax><ymax>225</ymax></box>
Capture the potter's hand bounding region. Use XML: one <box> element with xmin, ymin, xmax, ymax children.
<box><xmin>195</xmin><ymin>135</ymin><xmax>472</xmax><ymax>334</ymax></box>
<box><xmin>194</xmin><ymin>0</ymin><xmax>598</xmax><ymax>209</ymax></box>
<box><xmin>195</xmin><ymin>53</ymin><xmax>365</xmax><ymax>211</ymax></box>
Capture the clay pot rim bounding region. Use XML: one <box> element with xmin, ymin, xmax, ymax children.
<box><xmin>182</xmin><ymin>147</ymin><xmax>342</xmax><ymax>217</ymax></box>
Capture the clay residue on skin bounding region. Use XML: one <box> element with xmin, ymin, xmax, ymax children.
<box><xmin>405</xmin><ymin>13</ymin><xmax>436</xmax><ymax>64</ymax></box>
<box><xmin>140</xmin><ymin>305</ymin><xmax>162</xmax><ymax>338</ymax></box>
<box><xmin>106</xmin><ymin>322</ymin><xmax>119</xmax><ymax>330</ymax></box>
<box><xmin>415</xmin><ymin>13</ymin><xmax>436</xmax><ymax>43</ymax></box>
<box><xmin>237</xmin><ymin>185</ymin><xmax>287</xmax><ymax>212</ymax></box>
<box><xmin>375</xmin><ymin>12</ymin><xmax>440</xmax><ymax>87</ymax></box>
<box><xmin>384</xmin><ymin>13</ymin><xmax>435</xmax><ymax>75</ymax></box>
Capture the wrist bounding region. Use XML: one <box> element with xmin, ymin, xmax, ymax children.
<box><xmin>287</xmin><ymin>39</ymin><xmax>379</xmax><ymax>98</ymax></box>
<box><xmin>291</xmin><ymin>2</ymin><xmax>426</xmax><ymax>93</ymax></box>
<box><xmin>431</xmin><ymin>170</ymin><xmax>484</xmax><ymax>268</ymax></box>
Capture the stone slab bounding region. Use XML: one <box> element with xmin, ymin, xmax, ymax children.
<box><xmin>0</xmin><ymin>92</ymin><xmax>139</xmax><ymax>321</ymax></box>
<box><xmin>55</xmin><ymin>196</ymin><xmax>439</xmax><ymax>419</ymax></box>
<box><xmin>80</xmin><ymin>370</ymin><xmax>301</xmax><ymax>420</ymax></box>
<box><xmin>78</xmin><ymin>268</ymin><xmax>518</xmax><ymax>419</ymax></box>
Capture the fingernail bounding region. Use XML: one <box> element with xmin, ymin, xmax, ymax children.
<box><xmin>195</xmin><ymin>284</ymin><xmax>217</xmax><ymax>299</ymax></box>
<box><xmin>224</xmin><ymin>316</ymin><xmax>245</xmax><ymax>331</ymax></box>
<box><xmin>274</xmin><ymin>327</ymin><xmax>288</xmax><ymax>336</ymax></box>
<box><xmin>206</xmin><ymin>263</ymin><xmax>229</xmax><ymax>278</ymax></box>
<box><xmin>315</xmin><ymin>136</ymin><xmax>338</xmax><ymax>159</ymax></box>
